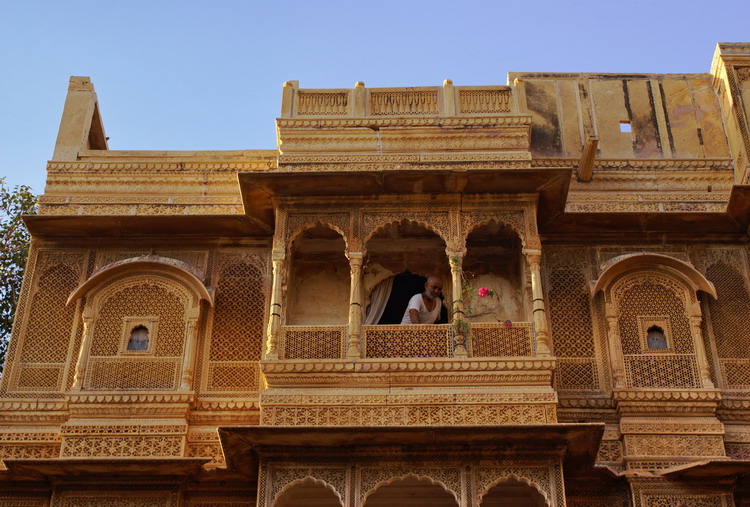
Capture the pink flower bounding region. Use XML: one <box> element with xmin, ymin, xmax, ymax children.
<box><xmin>477</xmin><ymin>287</ymin><xmax>490</xmax><ymax>298</ymax></box>
<box><xmin>504</xmin><ymin>320</ymin><xmax>512</xmax><ymax>327</ymax></box>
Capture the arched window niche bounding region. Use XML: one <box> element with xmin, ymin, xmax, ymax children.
<box><xmin>126</xmin><ymin>325</ymin><xmax>150</xmax><ymax>351</ymax></box>
<box><xmin>286</xmin><ymin>224</ymin><xmax>349</xmax><ymax>325</ymax></box>
<box><xmin>363</xmin><ymin>220</ymin><xmax>450</xmax><ymax>326</ymax></box>
<box><xmin>462</xmin><ymin>221</ymin><xmax>526</xmax><ymax>324</ymax></box>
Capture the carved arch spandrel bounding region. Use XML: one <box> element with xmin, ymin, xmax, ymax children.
<box><xmin>361</xmin><ymin>472</ymin><xmax>459</xmax><ymax>506</ymax></box>
<box><xmin>460</xmin><ymin>206</ymin><xmax>539</xmax><ymax>251</ymax></box>
<box><xmin>285</xmin><ymin>213</ymin><xmax>351</xmax><ymax>253</ymax></box>
<box><xmin>67</xmin><ymin>255</ymin><xmax>213</xmax><ymax>307</ymax></box>
<box><xmin>362</xmin><ymin>214</ymin><xmax>451</xmax><ymax>246</ymax></box>
<box><xmin>272</xmin><ymin>476</ymin><xmax>344</xmax><ymax>507</ymax></box>
<box><xmin>593</xmin><ymin>252</ymin><xmax>716</xmax><ymax>302</ymax></box>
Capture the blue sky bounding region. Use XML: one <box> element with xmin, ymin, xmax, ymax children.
<box><xmin>1</xmin><ymin>0</ymin><xmax>749</xmax><ymax>193</ymax></box>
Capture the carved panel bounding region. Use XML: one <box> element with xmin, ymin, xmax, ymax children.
<box><xmin>51</xmin><ymin>485</ymin><xmax>180</xmax><ymax>507</ymax></box>
<box><xmin>624</xmin><ymin>434</ymin><xmax>725</xmax><ymax>457</ymax></box>
<box><xmin>261</xmin><ymin>404</ymin><xmax>553</xmax><ymax>426</ymax></box>
<box><xmin>369</xmin><ymin>90</ymin><xmax>439</xmax><ymax>116</ymax></box>
<box><xmin>297</xmin><ymin>91</ymin><xmax>349</xmax><ymax>116</ymax></box>
<box><xmin>280</xmin><ymin>326</ymin><xmax>346</xmax><ymax>359</ymax></box>
<box><xmin>205</xmin><ymin>253</ymin><xmax>268</xmax><ymax>394</ymax></box>
<box><xmin>363</xmin><ymin>325</ymin><xmax>451</xmax><ymax>358</ymax></box>
<box><xmin>471</xmin><ymin>322</ymin><xmax>534</xmax><ymax>357</ymax></box>
<box><xmin>60</xmin><ymin>435</ymin><xmax>183</xmax><ymax>457</ymax></box>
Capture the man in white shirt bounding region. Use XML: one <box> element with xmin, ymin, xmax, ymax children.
<box><xmin>400</xmin><ymin>276</ymin><xmax>444</xmax><ymax>324</ymax></box>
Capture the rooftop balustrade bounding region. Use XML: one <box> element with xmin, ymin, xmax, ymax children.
<box><xmin>280</xmin><ymin>81</ymin><xmax>517</xmax><ymax>118</ymax></box>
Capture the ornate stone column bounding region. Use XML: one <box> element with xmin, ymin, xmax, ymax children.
<box><xmin>447</xmin><ymin>250</ymin><xmax>468</xmax><ymax>358</ymax></box>
<box><xmin>605</xmin><ymin>308</ymin><xmax>627</xmax><ymax>389</ymax></box>
<box><xmin>346</xmin><ymin>251</ymin><xmax>364</xmax><ymax>358</ymax></box>
<box><xmin>525</xmin><ymin>250</ymin><xmax>552</xmax><ymax>356</ymax></box>
<box><xmin>71</xmin><ymin>309</ymin><xmax>94</xmax><ymax>390</ymax></box>
<box><xmin>265</xmin><ymin>252</ymin><xmax>285</xmax><ymax>360</ymax></box>
<box><xmin>179</xmin><ymin>316</ymin><xmax>199</xmax><ymax>390</ymax></box>
<box><xmin>689</xmin><ymin>302</ymin><xmax>715</xmax><ymax>389</ymax></box>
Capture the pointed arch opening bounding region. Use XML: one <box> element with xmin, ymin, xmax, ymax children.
<box><xmin>287</xmin><ymin>224</ymin><xmax>349</xmax><ymax>325</ymax></box>
<box><xmin>363</xmin><ymin>220</ymin><xmax>449</xmax><ymax>326</ymax></box>
<box><xmin>462</xmin><ymin>221</ymin><xmax>526</xmax><ymax>324</ymax></box>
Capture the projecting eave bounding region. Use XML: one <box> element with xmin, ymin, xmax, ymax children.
<box><xmin>23</xmin><ymin>214</ymin><xmax>272</xmax><ymax>238</ymax></box>
<box><xmin>541</xmin><ymin>185</ymin><xmax>750</xmax><ymax>237</ymax></box>
<box><xmin>659</xmin><ymin>459</ymin><xmax>750</xmax><ymax>484</ymax></box>
<box><xmin>238</xmin><ymin>166</ymin><xmax>572</xmax><ymax>229</ymax></box>
<box><xmin>2</xmin><ymin>458</ymin><xmax>211</xmax><ymax>478</ymax></box>
<box><xmin>218</xmin><ymin>424</ymin><xmax>604</xmax><ymax>478</ymax></box>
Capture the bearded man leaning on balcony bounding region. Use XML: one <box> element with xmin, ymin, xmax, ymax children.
<box><xmin>400</xmin><ymin>276</ymin><xmax>445</xmax><ymax>324</ymax></box>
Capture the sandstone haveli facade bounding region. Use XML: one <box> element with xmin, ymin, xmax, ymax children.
<box><xmin>2</xmin><ymin>43</ymin><xmax>750</xmax><ymax>506</ymax></box>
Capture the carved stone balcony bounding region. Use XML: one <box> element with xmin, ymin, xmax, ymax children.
<box><xmin>275</xmin><ymin>322</ymin><xmax>537</xmax><ymax>361</ymax></box>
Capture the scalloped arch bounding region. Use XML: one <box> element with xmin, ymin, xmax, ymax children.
<box><xmin>362</xmin><ymin>473</ymin><xmax>458</xmax><ymax>505</ymax></box>
<box><xmin>478</xmin><ymin>474</ymin><xmax>550</xmax><ymax>506</ymax></box>
<box><xmin>364</xmin><ymin>218</ymin><xmax>449</xmax><ymax>246</ymax></box>
<box><xmin>593</xmin><ymin>252</ymin><xmax>716</xmax><ymax>299</ymax></box>
<box><xmin>288</xmin><ymin>221</ymin><xmax>349</xmax><ymax>251</ymax></box>
<box><xmin>67</xmin><ymin>255</ymin><xmax>213</xmax><ymax>306</ymax></box>
<box><xmin>272</xmin><ymin>476</ymin><xmax>344</xmax><ymax>507</ymax></box>
<box><xmin>463</xmin><ymin>217</ymin><xmax>526</xmax><ymax>250</ymax></box>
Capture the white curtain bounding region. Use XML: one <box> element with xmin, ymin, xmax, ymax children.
<box><xmin>364</xmin><ymin>276</ymin><xmax>394</xmax><ymax>325</ymax></box>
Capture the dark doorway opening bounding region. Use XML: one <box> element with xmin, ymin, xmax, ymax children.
<box><xmin>377</xmin><ymin>273</ymin><xmax>447</xmax><ymax>324</ymax></box>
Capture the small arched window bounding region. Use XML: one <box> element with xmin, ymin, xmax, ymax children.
<box><xmin>646</xmin><ymin>325</ymin><xmax>667</xmax><ymax>350</ymax></box>
<box><xmin>127</xmin><ymin>325</ymin><xmax>150</xmax><ymax>351</ymax></box>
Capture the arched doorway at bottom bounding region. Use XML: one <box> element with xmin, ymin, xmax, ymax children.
<box><xmin>273</xmin><ymin>477</ymin><xmax>343</xmax><ymax>507</ymax></box>
<box><xmin>363</xmin><ymin>475</ymin><xmax>458</xmax><ymax>507</ymax></box>
<box><xmin>479</xmin><ymin>476</ymin><xmax>549</xmax><ymax>507</ymax></box>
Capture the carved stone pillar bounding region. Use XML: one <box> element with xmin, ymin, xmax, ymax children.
<box><xmin>265</xmin><ymin>253</ymin><xmax>285</xmax><ymax>360</ymax></box>
<box><xmin>180</xmin><ymin>316</ymin><xmax>199</xmax><ymax>390</ymax></box>
<box><xmin>71</xmin><ymin>309</ymin><xmax>94</xmax><ymax>390</ymax></box>
<box><xmin>605</xmin><ymin>308</ymin><xmax>627</xmax><ymax>389</ymax></box>
<box><xmin>346</xmin><ymin>251</ymin><xmax>364</xmax><ymax>358</ymax></box>
<box><xmin>689</xmin><ymin>304</ymin><xmax>715</xmax><ymax>389</ymax></box>
<box><xmin>447</xmin><ymin>251</ymin><xmax>468</xmax><ymax>358</ymax></box>
<box><xmin>525</xmin><ymin>250</ymin><xmax>551</xmax><ymax>356</ymax></box>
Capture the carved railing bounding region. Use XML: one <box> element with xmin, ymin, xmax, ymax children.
<box><xmin>457</xmin><ymin>87</ymin><xmax>512</xmax><ymax>114</ymax></box>
<box><xmin>297</xmin><ymin>90</ymin><xmax>349</xmax><ymax>116</ymax></box>
<box><xmin>282</xmin><ymin>82</ymin><xmax>516</xmax><ymax>118</ymax></box>
<box><xmin>470</xmin><ymin>322</ymin><xmax>534</xmax><ymax>357</ymax></box>
<box><xmin>84</xmin><ymin>357</ymin><xmax>180</xmax><ymax>390</ymax></box>
<box><xmin>279</xmin><ymin>325</ymin><xmax>347</xmax><ymax>360</ymax></box>
<box><xmin>623</xmin><ymin>353</ymin><xmax>701</xmax><ymax>388</ymax></box>
<box><xmin>362</xmin><ymin>324</ymin><xmax>452</xmax><ymax>358</ymax></box>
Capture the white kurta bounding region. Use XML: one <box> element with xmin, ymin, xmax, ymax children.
<box><xmin>400</xmin><ymin>293</ymin><xmax>441</xmax><ymax>324</ymax></box>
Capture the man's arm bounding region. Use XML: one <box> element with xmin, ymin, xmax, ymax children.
<box><xmin>408</xmin><ymin>308</ymin><xmax>420</xmax><ymax>324</ymax></box>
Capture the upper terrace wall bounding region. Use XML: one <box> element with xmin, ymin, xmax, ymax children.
<box><xmin>510</xmin><ymin>73</ymin><xmax>730</xmax><ymax>161</ymax></box>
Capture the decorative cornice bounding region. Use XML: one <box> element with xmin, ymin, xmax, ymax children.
<box><xmin>66</xmin><ymin>392</ymin><xmax>196</xmax><ymax>404</ymax></box>
<box><xmin>532</xmin><ymin>158</ymin><xmax>733</xmax><ymax>170</ymax></box>
<box><xmin>278</xmin><ymin>152</ymin><xmax>532</xmax><ymax>165</ymax></box>
<box><xmin>277</xmin><ymin>116</ymin><xmax>532</xmax><ymax>129</ymax></box>
<box><xmin>260</xmin><ymin>358</ymin><xmax>556</xmax><ymax>374</ymax></box>
<box><xmin>46</xmin><ymin>160</ymin><xmax>277</xmax><ymax>172</ymax></box>
<box><xmin>192</xmin><ymin>400</ymin><xmax>259</xmax><ymax>411</ymax></box>
<box><xmin>613</xmin><ymin>390</ymin><xmax>721</xmax><ymax>402</ymax></box>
